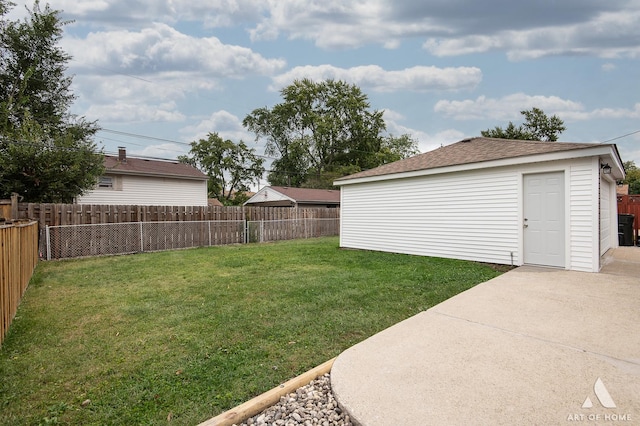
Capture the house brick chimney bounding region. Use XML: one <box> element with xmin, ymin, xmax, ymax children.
<box><xmin>118</xmin><ymin>147</ymin><xmax>127</xmax><ymax>163</ymax></box>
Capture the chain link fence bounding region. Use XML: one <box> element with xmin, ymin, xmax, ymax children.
<box><xmin>44</xmin><ymin>218</ymin><xmax>340</xmax><ymax>260</ymax></box>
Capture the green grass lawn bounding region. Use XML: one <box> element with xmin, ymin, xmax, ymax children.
<box><xmin>0</xmin><ymin>237</ymin><xmax>506</xmax><ymax>425</ymax></box>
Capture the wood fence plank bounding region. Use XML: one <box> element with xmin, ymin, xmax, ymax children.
<box><xmin>15</xmin><ymin>204</ymin><xmax>340</xmax><ymax>240</ymax></box>
<box><xmin>0</xmin><ymin>222</ymin><xmax>38</xmax><ymax>347</ymax></box>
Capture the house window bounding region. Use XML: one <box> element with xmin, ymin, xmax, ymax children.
<box><xmin>98</xmin><ymin>176</ymin><xmax>113</xmax><ymax>189</ymax></box>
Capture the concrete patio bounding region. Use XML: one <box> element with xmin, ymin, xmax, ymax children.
<box><xmin>331</xmin><ymin>247</ymin><xmax>640</xmax><ymax>425</ymax></box>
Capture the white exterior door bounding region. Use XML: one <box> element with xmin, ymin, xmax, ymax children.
<box><xmin>524</xmin><ymin>172</ymin><xmax>565</xmax><ymax>268</ymax></box>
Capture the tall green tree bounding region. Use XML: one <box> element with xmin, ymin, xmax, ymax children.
<box><xmin>244</xmin><ymin>79</ymin><xmax>393</xmax><ymax>189</ymax></box>
<box><xmin>179</xmin><ymin>133</ymin><xmax>265</xmax><ymax>205</ymax></box>
<box><xmin>0</xmin><ymin>114</ymin><xmax>104</xmax><ymax>203</ymax></box>
<box><xmin>481</xmin><ymin>107</ymin><xmax>566</xmax><ymax>142</ymax></box>
<box><xmin>0</xmin><ymin>0</ymin><xmax>103</xmax><ymax>202</ymax></box>
<box><xmin>242</xmin><ymin>105</ymin><xmax>308</xmax><ymax>187</ymax></box>
<box><xmin>623</xmin><ymin>161</ymin><xmax>640</xmax><ymax>195</ymax></box>
<box><xmin>377</xmin><ymin>133</ymin><xmax>420</xmax><ymax>164</ymax></box>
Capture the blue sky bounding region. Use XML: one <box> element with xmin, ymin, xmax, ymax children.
<box><xmin>8</xmin><ymin>1</ymin><xmax>640</xmax><ymax>180</ymax></box>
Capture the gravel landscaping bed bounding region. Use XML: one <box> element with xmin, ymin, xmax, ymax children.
<box><xmin>236</xmin><ymin>373</ymin><xmax>352</xmax><ymax>426</ymax></box>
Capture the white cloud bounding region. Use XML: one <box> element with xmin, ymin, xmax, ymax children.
<box><xmin>6</xmin><ymin>0</ymin><xmax>638</xmax><ymax>169</ymax></box>
<box><xmin>416</xmin><ymin>129</ymin><xmax>467</xmax><ymax>153</ymax></box>
<box><xmin>249</xmin><ymin>0</ymin><xmax>447</xmax><ymax>49</ymax></box>
<box><xmin>85</xmin><ymin>101</ymin><xmax>186</xmax><ymax>123</ymax></box>
<box><xmin>61</xmin><ymin>24</ymin><xmax>285</xmax><ymax>126</ymax></box>
<box><xmin>129</xmin><ymin>143</ymin><xmax>189</xmax><ymax>159</ymax></box>
<box><xmin>51</xmin><ymin>0</ymin><xmax>111</xmax><ymax>16</ymax></box>
<box><xmin>11</xmin><ymin>1</ymin><xmax>640</xmax><ymax>61</ymax></box>
<box><xmin>434</xmin><ymin>94</ymin><xmax>585</xmax><ymax>120</ymax></box>
<box><xmin>17</xmin><ymin>0</ymin><xmax>269</xmax><ymax>29</ymax></box>
<box><xmin>423</xmin><ymin>36</ymin><xmax>499</xmax><ymax>57</ymax></box>
<box><xmin>381</xmin><ymin>109</ymin><xmax>406</xmax><ymax>122</ymax></box>
<box><xmin>270</xmin><ymin>65</ymin><xmax>482</xmax><ymax>92</ymax></box>
<box><xmin>561</xmin><ymin>104</ymin><xmax>640</xmax><ymax>121</ymax></box>
<box><xmin>245</xmin><ymin>1</ymin><xmax>640</xmax><ymax>59</ymax></box>
<box><xmin>64</xmin><ymin>23</ymin><xmax>285</xmax><ymax>76</ymax></box>
<box><xmin>383</xmin><ymin>108</ymin><xmax>465</xmax><ymax>153</ymax></box>
<box><xmin>423</xmin><ymin>9</ymin><xmax>640</xmax><ymax>60</ymax></box>
<box><xmin>71</xmin><ymin>73</ymin><xmax>195</xmax><ymax>124</ymax></box>
<box><xmin>180</xmin><ymin>111</ymin><xmax>255</xmax><ymax>144</ymax></box>
<box><xmin>73</xmin><ymin>74</ymin><xmax>189</xmax><ymax>104</ymax></box>
<box><xmin>435</xmin><ymin>95</ymin><xmax>640</xmax><ymax>123</ymax></box>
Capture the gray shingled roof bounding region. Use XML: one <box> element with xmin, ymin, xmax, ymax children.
<box><xmin>105</xmin><ymin>155</ymin><xmax>207</xmax><ymax>180</ymax></box>
<box><xmin>336</xmin><ymin>137</ymin><xmax>604</xmax><ymax>182</ymax></box>
<box><xmin>269</xmin><ymin>186</ymin><xmax>341</xmax><ymax>203</ymax></box>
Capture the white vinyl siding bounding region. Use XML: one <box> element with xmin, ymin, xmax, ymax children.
<box><xmin>77</xmin><ymin>174</ymin><xmax>208</xmax><ymax>206</ymax></box>
<box><xmin>568</xmin><ymin>161</ymin><xmax>596</xmax><ymax>272</ymax></box>
<box><xmin>340</xmin><ymin>156</ymin><xmax>613</xmax><ymax>272</ymax></box>
<box><xmin>340</xmin><ymin>168</ymin><xmax>520</xmax><ymax>265</ymax></box>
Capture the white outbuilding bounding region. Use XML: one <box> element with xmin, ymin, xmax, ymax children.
<box><xmin>334</xmin><ymin>137</ymin><xmax>625</xmax><ymax>272</ymax></box>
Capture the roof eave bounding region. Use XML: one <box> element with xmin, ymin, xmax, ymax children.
<box><xmin>106</xmin><ymin>169</ymin><xmax>208</xmax><ymax>181</ymax></box>
<box><xmin>606</xmin><ymin>144</ymin><xmax>626</xmax><ymax>180</ymax></box>
<box><xmin>334</xmin><ymin>145</ymin><xmax>622</xmax><ymax>186</ymax></box>
<box><xmin>295</xmin><ymin>200</ymin><xmax>340</xmax><ymax>204</ymax></box>
<box><xmin>244</xmin><ymin>187</ymin><xmax>296</xmax><ymax>205</ymax></box>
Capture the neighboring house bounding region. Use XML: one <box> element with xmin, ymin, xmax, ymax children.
<box><xmin>617</xmin><ymin>184</ymin><xmax>629</xmax><ymax>195</ymax></box>
<box><xmin>76</xmin><ymin>147</ymin><xmax>208</xmax><ymax>206</ymax></box>
<box><xmin>334</xmin><ymin>137</ymin><xmax>624</xmax><ymax>273</ymax></box>
<box><xmin>244</xmin><ymin>186</ymin><xmax>341</xmax><ymax>208</ymax></box>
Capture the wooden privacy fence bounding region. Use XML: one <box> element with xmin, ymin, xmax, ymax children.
<box><xmin>1</xmin><ymin>221</ymin><xmax>39</xmax><ymax>347</ymax></box>
<box><xmin>45</xmin><ymin>220</ymin><xmax>245</xmax><ymax>259</ymax></box>
<box><xmin>14</xmin><ymin>203</ymin><xmax>339</xmax><ymax>259</ymax></box>
<box><xmin>16</xmin><ymin>203</ymin><xmax>339</xmax><ymax>228</ymax></box>
<box><xmin>617</xmin><ymin>195</ymin><xmax>640</xmax><ymax>240</ymax></box>
<box><xmin>246</xmin><ymin>218</ymin><xmax>340</xmax><ymax>243</ymax></box>
<box><xmin>44</xmin><ymin>218</ymin><xmax>340</xmax><ymax>260</ymax></box>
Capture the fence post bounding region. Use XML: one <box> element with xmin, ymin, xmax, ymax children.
<box><xmin>260</xmin><ymin>220</ymin><xmax>264</xmax><ymax>243</ymax></box>
<box><xmin>139</xmin><ymin>222</ymin><xmax>144</xmax><ymax>252</ymax></box>
<box><xmin>243</xmin><ymin>220</ymin><xmax>248</xmax><ymax>244</ymax></box>
<box><xmin>10</xmin><ymin>193</ymin><xmax>19</xmax><ymax>219</ymax></box>
<box><xmin>45</xmin><ymin>225</ymin><xmax>51</xmax><ymax>260</ymax></box>
<box><xmin>32</xmin><ymin>213</ymin><xmax>339</xmax><ymax>259</ymax></box>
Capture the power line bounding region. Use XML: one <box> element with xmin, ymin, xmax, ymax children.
<box><xmin>69</xmin><ymin>60</ymin><xmax>253</xmax><ymax>110</ymax></box>
<box><xmin>0</xmin><ymin>137</ymin><xmax>376</xmax><ymax>183</ymax></box>
<box><xmin>99</xmin><ymin>128</ymin><xmax>191</xmax><ymax>146</ymax></box>
<box><xmin>98</xmin><ymin>128</ymin><xmax>279</xmax><ymax>160</ymax></box>
<box><xmin>0</xmin><ymin>137</ymin><xmax>98</xmax><ymax>153</ymax></box>
<box><xmin>102</xmin><ymin>151</ymin><xmax>187</xmax><ymax>162</ymax></box>
<box><xmin>6</xmin><ymin>126</ymin><xmax>413</xmax><ymax>178</ymax></box>
<box><xmin>600</xmin><ymin>129</ymin><xmax>640</xmax><ymax>144</ymax></box>
<box><xmin>74</xmin><ymin>62</ymin><xmax>154</xmax><ymax>83</ymax></box>
<box><xmin>96</xmin><ymin>135</ymin><xmax>188</xmax><ymax>156</ymax></box>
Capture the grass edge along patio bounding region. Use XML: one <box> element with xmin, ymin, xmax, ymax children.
<box><xmin>0</xmin><ymin>236</ymin><xmax>507</xmax><ymax>425</ymax></box>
